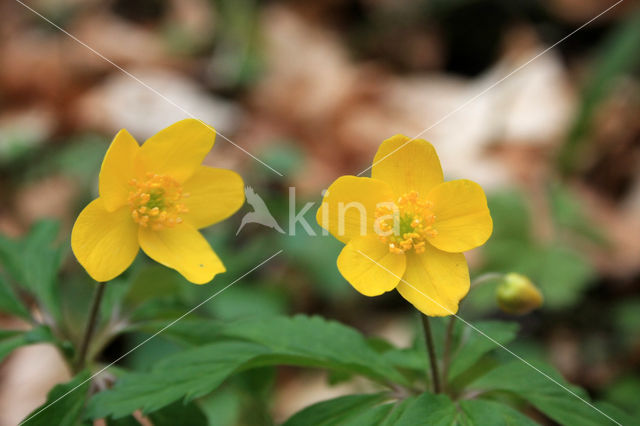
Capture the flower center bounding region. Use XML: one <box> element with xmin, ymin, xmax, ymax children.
<box><xmin>128</xmin><ymin>173</ymin><xmax>189</xmax><ymax>231</ymax></box>
<box><xmin>374</xmin><ymin>191</ymin><xmax>437</xmax><ymax>254</ymax></box>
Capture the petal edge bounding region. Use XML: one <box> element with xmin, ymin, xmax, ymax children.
<box><xmin>337</xmin><ymin>236</ymin><xmax>406</xmax><ymax>296</ymax></box>
<box><xmin>71</xmin><ymin>199</ymin><xmax>139</xmax><ymax>281</ymax></box>
<box><xmin>396</xmin><ymin>246</ymin><xmax>469</xmax><ymax>316</ymax></box>
<box><xmin>139</xmin><ymin>224</ymin><xmax>225</xmax><ymax>284</ymax></box>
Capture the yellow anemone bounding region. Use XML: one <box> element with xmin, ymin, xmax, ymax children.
<box><xmin>317</xmin><ymin>135</ymin><xmax>493</xmax><ymax>316</ymax></box>
<box><xmin>71</xmin><ymin>119</ymin><xmax>245</xmax><ymax>284</ymax></box>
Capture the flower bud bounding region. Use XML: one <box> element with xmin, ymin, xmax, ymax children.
<box><xmin>496</xmin><ymin>273</ymin><xmax>543</xmax><ymax>315</ymax></box>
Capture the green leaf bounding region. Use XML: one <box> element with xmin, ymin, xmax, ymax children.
<box><xmin>384</xmin><ymin>393</ymin><xmax>457</xmax><ymax>426</ymax></box>
<box><xmin>127</xmin><ymin>318</ymin><xmax>224</xmax><ymax>346</ymax></box>
<box><xmin>87</xmin><ymin>341</ymin><xmax>272</xmax><ymax>419</ymax></box>
<box><xmin>0</xmin><ymin>325</ymin><xmax>54</xmax><ymax>363</ymax></box>
<box><xmin>0</xmin><ymin>329</ymin><xmax>27</xmax><ymax>362</ymax></box>
<box><xmin>21</xmin><ymin>371</ymin><xmax>91</xmax><ymax>425</ymax></box>
<box><xmin>0</xmin><ymin>274</ymin><xmax>31</xmax><ymax>320</ymax></box>
<box><xmin>548</xmin><ymin>183</ymin><xmax>606</xmax><ymax>245</ymax></box>
<box><xmin>219</xmin><ymin>315</ymin><xmax>409</xmax><ymax>385</ymax></box>
<box><xmin>0</xmin><ymin>220</ymin><xmax>65</xmax><ymax>320</ymax></box>
<box><xmin>124</xmin><ymin>266</ymin><xmax>184</xmax><ymax>308</ymax></box>
<box><xmin>480</xmin><ymin>242</ymin><xmax>594</xmax><ymax>310</ymax></box>
<box><xmin>88</xmin><ymin>316</ymin><xmax>408</xmax><ymax>419</ymax></box>
<box><xmin>448</xmin><ymin>321</ymin><xmax>519</xmax><ymax>380</ymax></box>
<box><xmin>604</xmin><ymin>376</ymin><xmax>640</xmax><ymax>418</ymax></box>
<box><xmin>592</xmin><ymin>402</ymin><xmax>639</xmax><ymax>426</ymax></box>
<box><xmin>458</xmin><ymin>399</ymin><xmax>538</xmax><ymax>426</ymax></box>
<box><xmin>206</xmin><ymin>285</ymin><xmax>288</xmax><ymax>320</ymax></box>
<box><xmin>146</xmin><ymin>400</ymin><xmax>208</xmax><ymax>426</ymax></box>
<box><xmin>282</xmin><ymin>393</ymin><xmax>389</xmax><ymax>426</ymax></box>
<box><xmin>486</xmin><ymin>192</ymin><xmax>532</xmax><ymax>242</ymax></box>
<box><xmin>105</xmin><ymin>416</ymin><xmax>140</xmax><ymax>426</ymax></box>
<box><xmin>376</xmin><ymin>320</ymin><xmax>518</xmax><ymax>388</ymax></box>
<box><xmin>284</xmin><ymin>392</ymin><xmax>459</xmax><ymax>426</ymax></box>
<box><xmin>535</xmin><ymin>245</ymin><xmax>594</xmax><ymax>309</ymax></box>
<box><xmin>469</xmin><ymin>361</ymin><xmax>622</xmax><ymax>425</ymax></box>
<box><xmin>135</xmin><ymin>315</ymin><xmax>407</xmax><ymax>384</ymax></box>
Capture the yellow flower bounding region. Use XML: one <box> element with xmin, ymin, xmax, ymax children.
<box><xmin>71</xmin><ymin>119</ymin><xmax>245</xmax><ymax>284</ymax></box>
<box><xmin>317</xmin><ymin>135</ymin><xmax>493</xmax><ymax>316</ymax></box>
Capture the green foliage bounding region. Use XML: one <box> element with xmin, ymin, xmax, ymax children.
<box><xmin>474</xmin><ymin>189</ymin><xmax>597</xmax><ymax>311</ymax></box>
<box><xmin>469</xmin><ymin>361</ymin><xmax>622</xmax><ymax>425</ymax></box>
<box><xmin>0</xmin><ymin>274</ymin><xmax>31</xmax><ymax>320</ymax></box>
<box><xmin>604</xmin><ymin>377</ymin><xmax>640</xmax><ymax>421</ymax></box>
<box><xmin>282</xmin><ymin>393</ymin><xmax>389</xmax><ymax>425</ymax></box>
<box><xmin>87</xmin><ymin>341</ymin><xmax>270</xmax><ymax>419</ymax></box>
<box><xmin>284</xmin><ymin>392</ymin><xmax>539</xmax><ymax>425</ymax></box>
<box><xmin>0</xmin><ymin>325</ymin><xmax>54</xmax><ymax>363</ymax></box>
<box><xmin>88</xmin><ymin>315</ymin><xmax>410</xmax><ymax>419</ymax></box>
<box><xmin>146</xmin><ymin>401</ymin><xmax>208</xmax><ymax>426</ymax></box>
<box><xmin>83</xmin><ymin>313</ymin><xmax>632</xmax><ymax>425</ymax></box>
<box><xmin>457</xmin><ymin>399</ymin><xmax>539</xmax><ymax>426</ymax></box>
<box><xmin>23</xmin><ymin>134</ymin><xmax>108</xmax><ymax>183</ymax></box>
<box><xmin>447</xmin><ymin>320</ymin><xmax>519</xmax><ymax>381</ymax></box>
<box><xmin>0</xmin><ymin>220</ymin><xmax>66</xmax><ymax>320</ymax></box>
<box><xmin>613</xmin><ymin>298</ymin><xmax>640</xmax><ymax>349</ymax></box>
<box><xmin>21</xmin><ymin>371</ymin><xmax>91</xmax><ymax>426</ymax></box>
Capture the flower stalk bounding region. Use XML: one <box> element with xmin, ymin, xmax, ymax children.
<box><xmin>74</xmin><ymin>283</ymin><xmax>106</xmax><ymax>372</ymax></box>
<box><xmin>421</xmin><ymin>314</ymin><xmax>441</xmax><ymax>393</ymax></box>
<box><xmin>441</xmin><ymin>316</ymin><xmax>456</xmax><ymax>393</ymax></box>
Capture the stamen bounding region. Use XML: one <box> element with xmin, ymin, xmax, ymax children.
<box><xmin>374</xmin><ymin>190</ymin><xmax>438</xmax><ymax>254</ymax></box>
<box><xmin>128</xmin><ymin>174</ymin><xmax>188</xmax><ymax>231</ymax></box>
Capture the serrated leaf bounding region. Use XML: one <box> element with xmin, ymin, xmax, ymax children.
<box><xmin>219</xmin><ymin>315</ymin><xmax>409</xmax><ymax>385</ymax></box>
<box><xmin>458</xmin><ymin>399</ymin><xmax>538</xmax><ymax>426</ymax></box>
<box><xmin>87</xmin><ymin>341</ymin><xmax>272</xmax><ymax>419</ymax></box>
<box><xmin>469</xmin><ymin>361</ymin><xmax>622</xmax><ymax>425</ymax></box>
<box><xmin>293</xmin><ymin>394</ymin><xmax>458</xmax><ymax>426</ymax></box>
<box><xmin>283</xmin><ymin>393</ymin><xmax>389</xmax><ymax>426</ymax></box>
<box><xmin>385</xmin><ymin>393</ymin><xmax>457</xmax><ymax>426</ymax></box>
<box><xmin>21</xmin><ymin>371</ymin><xmax>91</xmax><ymax>426</ymax></box>
<box><xmin>0</xmin><ymin>274</ymin><xmax>31</xmax><ymax>320</ymax></box>
<box><xmin>88</xmin><ymin>316</ymin><xmax>408</xmax><ymax>419</ymax></box>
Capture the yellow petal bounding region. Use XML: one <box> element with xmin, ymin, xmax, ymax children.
<box><xmin>396</xmin><ymin>246</ymin><xmax>469</xmax><ymax>316</ymax></box>
<box><xmin>182</xmin><ymin>166</ymin><xmax>245</xmax><ymax>229</ymax></box>
<box><xmin>138</xmin><ymin>224</ymin><xmax>225</xmax><ymax>284</ymax></box>
<box><xmin>316</xmin><ymin>176</ymin><xmax>394</xmax><ymax>244</ymax></box>
<box><xmin>99</xmin><ymin>129</ymin><xmax>140</xmax><ymax>212</ymax></box>
<box><xmin>136</xmin><ymin>119</ymin><xmax>215</xmax><ymax>183</ymax></box>
<box><xmin>71</xmin><ymin>198</ymin><xmax>139</xmax><ymax>282</ymax></box>
<box><xmin>372</xmin><ymin>135</ymin><xmax>443</xmax><ymax>197</ymax></box>
<box><xmin>426</xmin><ymin>179</ymin><xmax>493</xmax><ymax>253</ymax></box>
<box><xmin>337</xmin><ymin>236</ymin><xmax>406</xmax><ymax>296</ymax></box>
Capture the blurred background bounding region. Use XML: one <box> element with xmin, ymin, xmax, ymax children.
<box><xmin>1</xmin><ymin>0</ymin><xmax>639</xmax><ymax>424</ymax></box>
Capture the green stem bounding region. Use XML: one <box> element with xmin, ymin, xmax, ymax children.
<box><xmin>441</xmin><ymin>316</ymin><xmax>456</xmax><ymax>393</ymax></box>
<box><xmin>74</xmin><ymin>283</ymin><xmax>106</xmax><ymax>372</ymax></box>
<box><xmin>421</xmin><ymin>314</ymin><xmax>441</xmax><ymax>393</ymax></box>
